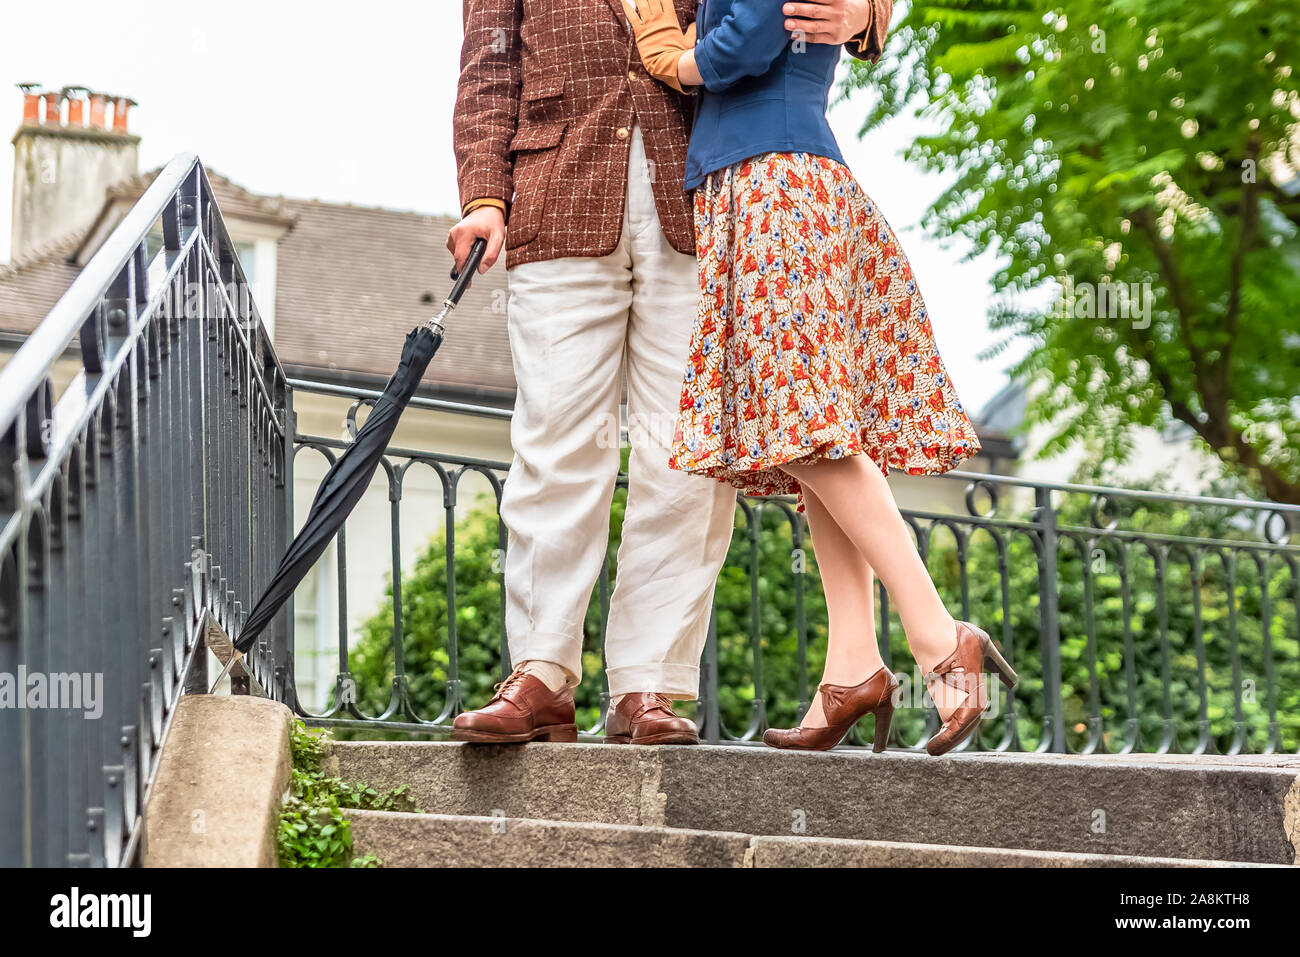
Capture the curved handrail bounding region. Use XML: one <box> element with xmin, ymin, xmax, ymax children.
<box><xmin>0</xmin><ymin>154</ymin><xmax>198</xmax><ymax>433</ymax></box>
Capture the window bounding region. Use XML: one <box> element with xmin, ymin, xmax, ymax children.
<box><xmin>235</xmin><ymin>240</ymin><xmax>257</xmax><ymax>283</ymax></box>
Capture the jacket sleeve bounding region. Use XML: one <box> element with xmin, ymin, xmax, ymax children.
<box><xmin>454</xmin><ymin>0</ymin><xmax>524</xmax><ymax>217</ymax></box>
<box><xmin>843</xmin><ymin>0</ymin><xmax>893</xmax><ymax>63</ymax></box>
<box><xmin>693</xmin><ymin>0</ymin><xmax>792</xmax><ymax>93</ymax></box>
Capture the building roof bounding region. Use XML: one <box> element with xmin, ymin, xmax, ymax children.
<box><xmin>119</xmin><ymin>167</ymin><xmax>293</xmax><ymax>227</ymax></box>
<box><xmin>0</xmin><ymin>228</ymin><xmax>84</xmax><ymax>333</ymax></box>
<box><xmin>1</xmin><ymin>167</ymin><xmax>294</xmax><ymax>332</ymax></box>
<box><xmin>974</xmin><ymin>380</ymin><xmax>1028</xmax><ymax>436</ymax></box>
<box><xmin>0</xmin><ymin>167</ymin><xmax>514</xmax><ymax>404</ymax></box>
<box><xmin>272</xmin><ymin>197</ymin><xmax>512</xmax><ymax>403</ymax></box>
<box><xmin>967</xmin><ymin>380</ymin><xmax>1026</xmax><ymax>463</ymax></box>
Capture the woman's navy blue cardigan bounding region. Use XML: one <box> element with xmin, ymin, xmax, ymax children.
<box><xmin>685</xmin><ymin>0</ymin><xmax>848</xmax><ymax>190</ymax></box>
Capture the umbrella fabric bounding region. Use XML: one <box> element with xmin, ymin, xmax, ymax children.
<box><xmin>234</xmin><ymin>326</ymin><xmax>440</xmax><ymax>653</ymax></box>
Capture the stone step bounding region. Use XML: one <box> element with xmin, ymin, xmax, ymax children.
<box><xmin>328</xmin><ymin>741</ymin><xmax>1300</xmax><ymax>865</ymax></box>
<box><xmin>348</xmin><ymin>810</ymin><xmax>1273</xmax><ymax>868</ymax></box>
<box><xmin>350</xmin><ymin>811</ymin><xmax>751</xmax><ymax>867</ymax></box>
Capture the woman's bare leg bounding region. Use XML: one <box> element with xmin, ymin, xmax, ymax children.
<box><xmin>798</xmin><ymin>486</ymin><xmax>885</xmax><ymax>729</ymax></box>
<box><xmin>781</xmin><ymin>455</ymin><xmax>968</xmax><ymax>719</ymax></box>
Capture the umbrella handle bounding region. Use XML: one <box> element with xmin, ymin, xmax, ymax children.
<box><xmin>450</xmin><ymin>237</ymin><xmax>489</xmax><ymax>292</ymax></box>
<box><xmin>427</xmin><ymin>238</ymin><xmax>488</xmax><ymax>334</ymax></box>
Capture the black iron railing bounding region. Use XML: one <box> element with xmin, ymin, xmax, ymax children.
<box><xmin>0</xmin><ymin>154</ymin><xmax>289</xmax><ymax>866</ymax></box>
<box><xmin>286</xmin><ymin>381</ymin><xmax>1300</xmax><ymax>757</ymax></box>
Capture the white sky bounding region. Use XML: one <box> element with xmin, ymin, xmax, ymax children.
<box><xmin>0</xmin><ymin>0</ymin><xmax>1021</xmax><ymax>411</ymax></box>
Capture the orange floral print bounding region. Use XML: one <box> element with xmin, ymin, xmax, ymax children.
<box><xmin>668</xmin><ymin>152</ymin><xmax>980</xmax><ymax>504</ymax></box>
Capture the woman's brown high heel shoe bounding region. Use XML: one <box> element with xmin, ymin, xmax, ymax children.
<box><xmin>763</xmin><ymin>666</ymin><xmax>899</xmax><ymax>752</ymax></box>
<box><xmin>925</xmin><ymin>621</ymin><xmax>1019</xmax><ymax>756</ymax></box>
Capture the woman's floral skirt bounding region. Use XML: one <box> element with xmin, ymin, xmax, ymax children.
<box><xmin>668</xmin><ymin>152</ymin><xmax>980</xmax><ymax>502</ymax></box>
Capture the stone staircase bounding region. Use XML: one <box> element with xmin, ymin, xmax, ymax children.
<box><xmin>326</xmin><ymin>742</ymin><xmax>1300</xmax><ymax>867</ymax></box>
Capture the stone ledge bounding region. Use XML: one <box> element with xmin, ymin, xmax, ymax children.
<box><xmin>330</xmin><ymin>741</ymin><xmax>1300</xmax><ymax>865</ymax></box>
<box><xmin>144</xmin><ymin>694</ymin><xmax>293</xmax><ymax>867</ymax></box>
<box><xmin>325</xmin><ymin>739</ymin><xmax>651</xmax><ymax>825</ymax></box>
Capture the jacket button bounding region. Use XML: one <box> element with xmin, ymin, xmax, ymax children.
<box><xmin>628</xmin><ymin>71</ymin><xmax>637</xmax><ymax>82</ymax></box>
<box><xmin>616</xmin><ymin>127</ymin><xmax>630</xmax><ymax>140</ymax></box>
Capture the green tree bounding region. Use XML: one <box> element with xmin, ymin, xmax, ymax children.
<box><xmin>847</xmin><ymin>0</ymin><xmax>1300</xmax><ymax>502</ymax></box>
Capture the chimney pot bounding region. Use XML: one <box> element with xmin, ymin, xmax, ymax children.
<box><xmin>42</xmin><ymin>91</ymin><xmax>62</xmax><ymax>126</ymax></box>
<box><xmin>21</xmin><ymin>92</ymin><xmax>40</xmax><ymax>125</ymax></box>
<box><xmin>62</xmin><ymin>86</ymin><xmax>88</xmax><ymax>127</ymax></box>
<box><xmin>111</xmin><ymin>96</ymin><xmax>131</xmax><ymax>133</ymax></box>
<box><xmin>88</xmin><ymin>93</ymin><xmax>106</xmax><ymax>129</ymax></box>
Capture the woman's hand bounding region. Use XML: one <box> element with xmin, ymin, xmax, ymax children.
<box><xmin>622</xmin><ymin>0</ymin><xmax>695</xmax><ymax>92</ymax></box>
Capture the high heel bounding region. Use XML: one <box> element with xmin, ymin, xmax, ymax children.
<box><xmin>763</xmin><ymin>667</ymin><xmax>899</xmax><ymax>752</ymax></box>
<box><xmin>870</xmin><ymin>701</ymin><xmax>893</xmax><ymax>753</ymax></box>
<box><xmin>982</xmin><ymin>631</ymin><xmax>1019</xmax><ymax>689</ymax></box>
<box><xmin>925</xmin><ymin>621</ymin><xmax>1018</xmax><ymax>756</ymax></box>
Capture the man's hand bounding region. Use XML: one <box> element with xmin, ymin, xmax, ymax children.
<box><xmin>447</xmin><ymin>205</ymin><xmax>506</xmax><ymax>276</ymax></box>
<box><xmin>782</xmin><ymin>0</ymin><xmax>869</xmax><ymax>45</ymax></box>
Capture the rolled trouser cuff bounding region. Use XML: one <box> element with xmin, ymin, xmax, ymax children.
<box><xmin>510</xmin><ymin>631</ymin><xmax>583</xmax><ymax>685</ymax></box>
<box><xmin>605</xmin><ymin>663</ymin><xmax>700</xmax><ymax>700</ymax></box>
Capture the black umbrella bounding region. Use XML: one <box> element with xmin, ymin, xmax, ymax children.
<box><xmin>225</xmin><ymin>237</ymin><xmax>488</xmax><ymax>669</ymax></box>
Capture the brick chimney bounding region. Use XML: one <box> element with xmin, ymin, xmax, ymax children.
<box><xmin>10</xmin><ymin>84</ymin><xmax>140</xmax><ymax>259</ymax></box>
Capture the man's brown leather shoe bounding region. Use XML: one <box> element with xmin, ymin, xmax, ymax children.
<box><xmin>604</xmin><ymin>693</ymin><xmax>699</xmax><ymax>745</ymax></box>
<box><xmin>451</xmin><ymin>671</ymin><xmax>577</xmax><ymax>744</ymax></box>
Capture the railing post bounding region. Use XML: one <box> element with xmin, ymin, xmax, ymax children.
<box><xmin>699</xmin><ymin>608</ymin><xmax>721</xmax><ymax>744</ymax></box>
<box><xmin>274</xmin><ymin>392</ymin><xmax>295</xmax><ymax>704</ymax></box>
<box><xmin>744</xmin><ymin>505</ymin><xmax>766</xmax><ymax>739</ymax></box>
<box><xmin>1034</xmin><ymin>487</ymin><xmax>1067</xmax><ymax>752</ymax></box>
<box><xmin>0</xmin><ymin>416</ymin><xmax>26</xmax><ymax>866</ymax></box>
<box><xmin>792</xmin><ymin>513</ymin><xmax>808</xmax><ymax>724</ymax></box>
